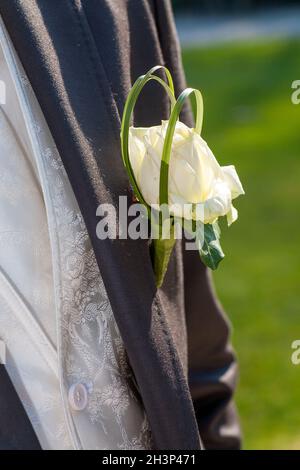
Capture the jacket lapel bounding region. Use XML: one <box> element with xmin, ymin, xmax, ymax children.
<box><xmin>0</xmin><ymin>0</ymin><xmax>201</xmax><ymax>449</ymax></box>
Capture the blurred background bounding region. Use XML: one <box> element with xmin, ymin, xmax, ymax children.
<box><xmin>173</xmin><ymin>0</ymin><xmax>300</xmax><ymax>450</ymax></box>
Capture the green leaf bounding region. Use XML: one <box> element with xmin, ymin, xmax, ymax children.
<box><xmin>197</xmin><ymin>222</ymin><xmax>225</xmax><ymax>270</ymax></box>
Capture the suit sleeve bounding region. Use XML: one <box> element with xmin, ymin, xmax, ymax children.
<box><xmin>183</xmin><ymin>248</ymin><xmax>242</xmax><ymax>449</ymax></box>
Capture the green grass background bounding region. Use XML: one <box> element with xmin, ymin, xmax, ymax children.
<box><xmin>182</xmin><ymin>40</ymin><xmax>300</xmax><ymax>449</ymax></box>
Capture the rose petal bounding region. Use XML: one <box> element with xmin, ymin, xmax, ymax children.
<box><xmin>227</xmin><ymin>204</ymin><xmax>238</xmax><ymax>226</ymax></box>
<box><xmin>222</xmin><ymin>165</ymin><xmax>245</xmax><ymax>199</ymax></box>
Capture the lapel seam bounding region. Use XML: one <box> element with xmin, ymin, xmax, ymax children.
<box><xmin>70</xmin><ymin>0</ymin><xmax>121</xmax><ymax>141</ymax></box>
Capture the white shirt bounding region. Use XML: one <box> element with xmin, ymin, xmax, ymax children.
<box><xmin>0</xmin><ymin>17</ymin><xmax>151</xmax><ymax>450</ymax></box>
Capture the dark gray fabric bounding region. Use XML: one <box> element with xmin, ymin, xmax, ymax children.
<box><xmin>0</xmin><ymin>366</ymin><xmax>41</xmax><ymax>449</ymax></box>
<box><xmin>0</xmin><ymin>0</ymin><xmax>241</xmax><ymax>450</ymax></box>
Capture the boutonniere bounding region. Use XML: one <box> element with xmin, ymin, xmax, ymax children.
<box><xmin>121</xmin><ymin>66</ymin><xmax>244</xmax><ymax>287</ymax></box>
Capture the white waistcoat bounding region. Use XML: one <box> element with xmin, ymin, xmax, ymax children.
<box><xmin>0</xmin><ymin>17</ymin><xmax>152</xmax><ymax>450</ymax></box>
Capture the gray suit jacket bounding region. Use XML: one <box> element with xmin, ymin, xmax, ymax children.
<box><xmin>0</xmin><ymin>0</ymin><xmax>241</xmax><ymax>450</ymax></box>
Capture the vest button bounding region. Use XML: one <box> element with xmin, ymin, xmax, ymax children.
<box><xmin>68</xmin><ymin>383</ymin><xmax>88</xmax><ymax>411</ymax></box>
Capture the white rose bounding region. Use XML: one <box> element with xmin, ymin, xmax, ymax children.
<box><xmin>129</xmin><ymin>120</ymin><xmax>244</xmax><ymax>225</ymax></box>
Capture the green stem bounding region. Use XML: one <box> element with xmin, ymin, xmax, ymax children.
<box><xmin>121</xmin><ymin>67</ymin><xmax>206</xmax><ymax>287</ymax></box>
<box><xmin>120</xmin><ymin>66</ymin><xmax>176</xmax><ymax>215</ymax></box>
<box><xmin>159</xmin><ymin>88</ymin><xmax>204</xmax><ymax>206</ymax></box>
<box><xmin>150</xmin><ymin>233</ymin><xmax>176</xmax><ymax>288</ymax></box>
